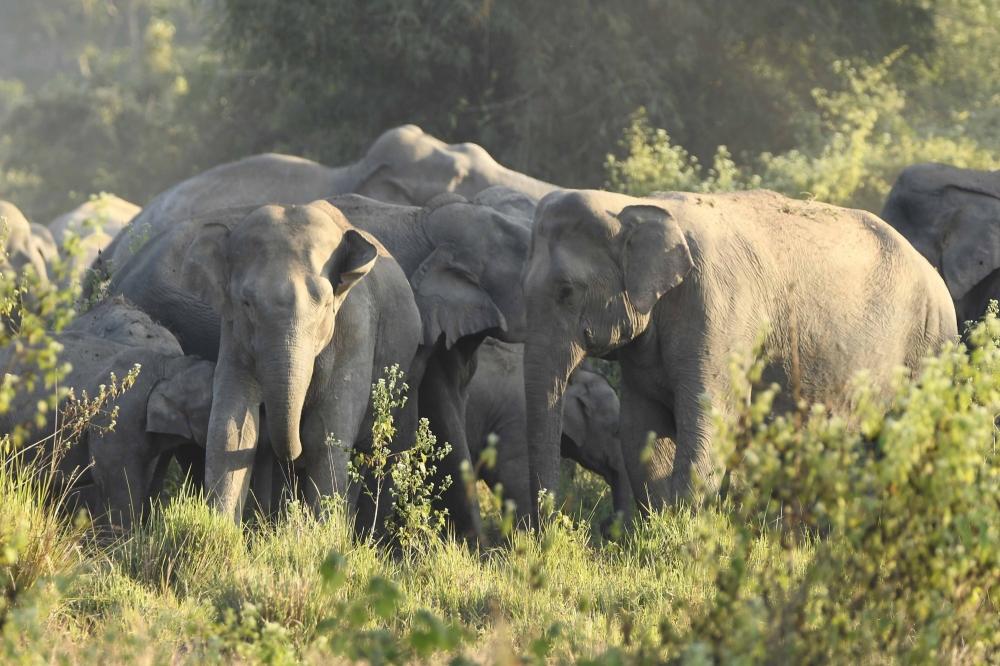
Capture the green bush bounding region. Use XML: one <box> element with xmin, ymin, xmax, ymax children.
<box><xmin>652</xmin><ymin>312</ymin><xmax>1000</xmax><ymax>663</ymax></box>
<box><xmin>607</xmin><ymin>52</ymin><xmax>1000</xmax><ymax>212</ymax></box>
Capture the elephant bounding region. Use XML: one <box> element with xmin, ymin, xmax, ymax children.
<box><xmin>47</xmin><ymin>194</ymin><xmax>140</xmax><ymax>283</ymax></box>
<box><xmin>0</xmin><ymin>200</ymin><xmax>50</xmax><ymax>283</ymax></box>
<box><xmin>0</xmin><ymin>306</ymin><xmax>214</xmax><ymax>529</ymax></box>
<box><xmin>470</xmin><ymin>186</ymin><xmax>539</xmax><ymax>224</ymax></box>
<box><xmin>880</xmin><ymin>163</ymin><xmax>1000</xmax><ymax>327</ymax></box>
<box><xmin>29</xmin><ymin>223</ymin><xmax>58</xmax><ymax>266</ymax></box>
<box><xmin>106</xmin><ymin>193</ymin><xmax>531</xmax><ymax>540</ymax></box>
<box><xmin>107</xmin><ymin>200</ymin><xmax>424</xmax><ymax>528</ymax></box>
<box><xmin>66</xmin><ymin>296</ymin><xmax>183</xmax><ymax>356</ymax></box>
<box><xmin>95</xmin><ymin>124</ymin><xmax>556</xmax><ymax>273</ymax></box>
<box><xmin>466</xmin><ymin>338</ymin><xmax>631</xmax><ymax>524</ymax></box>
<box><xmin>521</xmin><ymin>188</ymin><xmax>958</xmax><ymax>522</ymax></box>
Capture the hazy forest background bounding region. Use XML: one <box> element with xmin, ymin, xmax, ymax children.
<box><xmin>2</xmin><ymin>0</ymin><xmax>998</xmax><ymax>222</ymax></box>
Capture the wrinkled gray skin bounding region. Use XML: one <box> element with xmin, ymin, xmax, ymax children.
<box><xmin>108</xmin><ymin>201</ymin><xmax>423</xmax><ymax>528</ymax></box>
<box><xmin>67</xmin><ymin>296</ymin><xmax>183</xmax><ymax>357</ymax></box>
<box><xmin>881</xmin><ymin>163</ymin><xmax>1000</xmax><ymax>327</ymax></box>
<box><xmin>522</xmin><ymin>189</ymin><xmax>958</xmax><ymax>521</ymax></box>
<box><xmin>0</xmin><ymin>200</ymin><xmax>50</xmax><ymax>283</ymax></box>
<box><xmin>48</xmin><ymin>195</ymin><xmax>140</xmax><ymax>282</ymax></box>
<box><xmin>97</xmin><ymin>124</ymin><xmax>556</xmax><ymax>273</ymax></box>
<box><xmin>0</xmin><ymin>321</ymin><xmax>213</xmax><ymax>529</ymax></box>
<box><xmin>107</xmin><ymin>194</ymin><xmax>529</xmax><ymax>540</ymax></box>
<box><xmin>466</xmin><ymin>339</ymin><xmax>630</xmax><ymax>522</ymax></box>
<box><xmin>470</xmin><ymin>186</ymin><xmax>539</xmax><ymax>223</ymax></box>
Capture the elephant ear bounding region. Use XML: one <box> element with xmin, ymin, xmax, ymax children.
<box><xmin>146</xmin><ymin>379</ymin><xmax>195</xmax><ymax>444</ymax></box>
<box><xmin>146</xmin><ymin>361</ymin><xmax>214</xmax><ymax>447</ymax></box>
<box><xmin>940</xmin><ymin>196</ymin><xmax>1000</xmax><ymax>301</ymax></box>
<box><xmin>617</xmin><ymin>204</ymin><xmax>693</xmax><ymax>314</ymax></box>
<box><xmin>561</xmin><ymin>383</ymin><xmax>589</xmax><ymax>450</ymax></box>
<box><xmin>180</xmin><ymin>222</ymin><xmax>231</xmax><ymax>311</ymax></box>
<box><xmin>329</xmin><ymin>229</ymin><xmax>378</xmax><ymax>300</ymax></box>
<box><xmin>411</xmin><ymin>245</ymin><xmax>506</xmax><ymax>348</ymax></box>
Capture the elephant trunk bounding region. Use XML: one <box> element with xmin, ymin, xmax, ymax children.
<box><xmin>523</xmin><ymin>338</ymin><xmax>583</xmax><ymax>523</ymax></box>
<box><xmin>259</xmin><ymin>338</ymin><xmax>314</xmax><ymax>462</ymax></box>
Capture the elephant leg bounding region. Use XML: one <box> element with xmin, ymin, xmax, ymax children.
<box><xmin>418</xmin><ymin>341</ymin><xmax>484</xmax><ymax>543</ymax></box>
<box><xmin>204</xmin><ymin>337</ymin><xmax>262</xmax><ymax>523</ymax></box>
<box><xmin>671</xmin><ymin>390</ymin><xmax>721</xmax><ymax>504</ymax></box>
<box><xmin>299</xmin><ymin>409</ymin><xmax>351</xmax><ymax>511</ymax></box>
<box><xmin>619</xmin><ymin>380</ymin><xmax>676</xmax><ymax>516</ymax></box>
<box><xmin>247</xmin><ymin>442</ymin><xmax>288</xmax><ymax>519</ymax></box>
<box><xmin>489</xmin><ymin>417</ymin><xmax>532</xmax><ymax>526</ymax></box>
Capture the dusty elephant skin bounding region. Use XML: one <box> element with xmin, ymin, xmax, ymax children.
<box><xmin>0</xmin><ymin>200</ymin><xmax>51</xmax><ymax>283</ymax></box>
<box><xmin>95</xmin><ymin>124</ymin><xmax>557</xmax><ymax>274</ymax></box>
<box><xmin>881</xmin><ymin>163</ymin><xmax>1000</xmax><ymax>327</ymax></box>
<box><xmin>467</xmin><ymin>338</ymin><xmax>631</xmax><ymax>524</ymax></box>
<box><xmin>107</xmin><ymin>201</ymin><xmax>423</xmax><ymax>531</ymax></box>
<box><xmin>107</xmin><ymin>194</ymin><xmax>530</xmax><ymax>541</ymax></box>
<box><xmin>47</xmin><ymin>194</ymin><xmax>140</xmax><ymax>284</ymax></box>
<box><xmin>0</xmin><ymin>312</ymin><xmax>214</xmax><ymax>529</ymax></box>
<box><xmin>522</xmin><ymin>189</ymin><xmax>958</xmax><ymax>521</ymax></box>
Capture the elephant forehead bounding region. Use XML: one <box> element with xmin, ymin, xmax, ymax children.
<box><xmin>535</xmin><ymin>192</ymin><xmax>626</xmax><ymax>242</ymax></box>
<box><xmin>528</xmin><ymin>237</ymin><xmax>607</xmax><ymax>286</ymax></box>
<box><xmin>235</xmin><ymin>206</ymin><xmax>343</xmax><ymax>247</ymax></box>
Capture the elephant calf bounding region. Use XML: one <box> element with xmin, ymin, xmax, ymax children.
<box><xmin>0</xmin><ymin>300</ymin><xmax>214</xmax><ymax>528</ymax></box>
<box><xmin>466</xmin><ymin>339</ymin><xmax>631</xmax><ymax>522</ymax></box>
<box><xmin>522</xmin><ymin>189</ymin><xmax>958</xmax><ymax>521</ymax></box>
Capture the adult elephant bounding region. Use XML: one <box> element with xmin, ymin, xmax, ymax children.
<box><xmin>106</xmin><ymin>200</ymin><xmax>423</xmax><ymax>528</ymax></box>
<box><xmin>0</xmin><ymin>200</ymin><xmax>50</xmax><ymax>283</ymax></box>
<box><xmin>97</xmin><ymin>125</ymin><xmax>557</xmax><ymax>273</ymax></box>
<box><xmin>0</xmin><ymin>303</ymin><xmax>214</xmax><ymax>529</ymax></box>
<box><xmin>522</xmin><ymin>189</ymin><xmax>957</xmax><ymax>521</ymax></box>
<box><xmin>107</xmin><ymin>194</ymin><xmax>530</xmax><ymax>539</ymax></box>
<box><xmin>48</xmin><ymin>194</ymin><xmax>140</xmax><ymax>283</ymax></box>
<box><xmin>881</xmin><ymin>163</ymin><xmax>1000</xmax><ymax>327</ymax></box>
<box><xmin>467</xmin><ymin>339</ymin><xmax>631</xmax><ymax>525</ymax></box>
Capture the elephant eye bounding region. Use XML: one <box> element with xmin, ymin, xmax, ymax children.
<box><xmin>556</xmin><ymin>283</ymin><xmax>575</xmax><ymax>304</ymax></box>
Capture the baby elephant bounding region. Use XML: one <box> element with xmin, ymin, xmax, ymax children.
<box><xmin>0</xmin><ymin>300</ymin><xmax>214</xmax><ymax>528</ymax></box>
<box><xmin>466</xmin><ymin>339</ymin><xmax>631</xmax><ymax>524</ymax></box>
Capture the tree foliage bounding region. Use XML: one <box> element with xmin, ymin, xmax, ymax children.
<box><xmin>1</xmin><ymin>0</ymin><xmax>965</xmax><ymax>221</ymax></box>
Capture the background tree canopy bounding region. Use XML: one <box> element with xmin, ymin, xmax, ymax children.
<box><xmin>1</xmin><ymin>0</ymin><xmax>997</xmax><ymax>221</ymax></box>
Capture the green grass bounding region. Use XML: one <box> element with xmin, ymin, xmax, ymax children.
<box><xmin>1</xmin><ymin>481</ymin><xmax>785</xmax><ymax>664</ymax></box>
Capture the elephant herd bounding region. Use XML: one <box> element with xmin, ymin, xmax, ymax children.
<box><xmin>0</xmin><ymin>123</ymin><xmax>996</xmax><ymax>541</ymax></box>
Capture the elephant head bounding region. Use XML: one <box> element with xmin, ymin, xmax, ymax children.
<box><xmin>87</xmin><ymin>356</ymin><xmax>215</xmax><ymax>529</ymax></box>
<box><xmin>561</xmin><ymin>366</ymin><xmax>632</xmax><ymax>517</ymax></box>
<box><xmin>882</xmin><ymin>163</ymin><xmax>1000</xmax><ymax>323</ymax></box>
<box><xmin>412</xmin><ymin>198</ymin><xmax>532</xmax><ymax>347</ymax></box>
<box><xmin>353</xmin><ymin>125</ymin><xmax>558</xmax><ymax>206</ymax></box>
<box><xmin>522</xmin><ymin>190</ymin><xmax>692</xmax><ymax>515</ymax></box>
<box><xmin>183</xmin><ymin>201</ymin><xmax>378</xmax><ymax>470</ymax></box>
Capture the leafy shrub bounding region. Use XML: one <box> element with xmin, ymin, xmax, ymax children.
<box><xmin>654</xmin><ymin>312</ymin><xmax>1000</xmax><ymax>663</ymax></box>
<box><xmin>348</xmin><ymin>364</ymin><xmax>453</xmax><ymax>549</ymax></box>
<box><xmin>608</xmin><ymin>53</ymin><xmax>1000</xmax><ymax>212</ymax></box>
